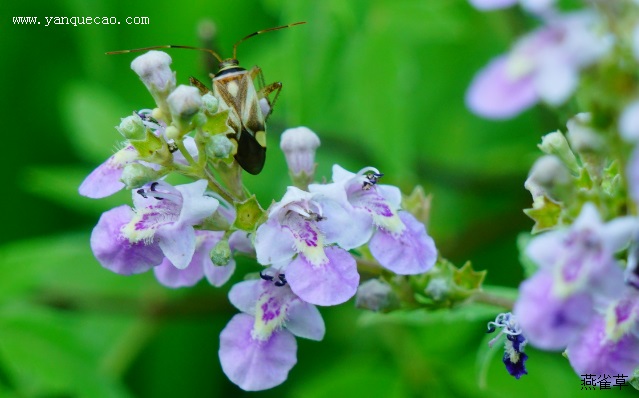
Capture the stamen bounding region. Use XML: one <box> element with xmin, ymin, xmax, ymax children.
<box><xmin>136</xmin><ymin>182</ymin><xmax>181</xmax><ymax>202</ymax></box>
<box><xmin>167</xmin><ymin>142</ymin><xmax>179</xmax><ymax>153</ymax></box>
<box><xmin>274</xmin><ymin>273</ymin><xmax>287</xmax><ymax>287</ymax></box>
<box><xmin>259</xmin><ymin>271</ymin><xmax>274</xmax><ymax>281</ymax></box>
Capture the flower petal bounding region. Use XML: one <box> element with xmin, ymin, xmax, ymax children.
<box><xmin>156</xmin><ymin>223</ymin><xmax>195</xmax><ymax>269</ymax></box>
<box><xmin>153</xmin><ymin>256</ymin><xmax>204</xmax><ymax>288</ymax></box>
<box><xmin>468</xmin><ymin>0</ymin><xmax>517</xmax><ymax>10</ymax></box>
<box><xmin>314</xmin><ymin>197</ymin><xmax>373</xmax><ymax>250</ymax></box>
<box><xmin>79</xmin><ymin>146</ymin><xmax>138</xmax><ymax>198</ymax></box>
<box><xmin>255</xmin><ymin>218</ymin><xmax>296</xmax><ymax>265</ymax></box>
<box><xmin>286</xmin><ymin>301</ymin><xmax>325</xmax><ymax>341</ymax></box>
<box><xmin>90</xmin><ymin>205</ymin><xmax>163</xmax><ymax>275</ymax></box>
<box><xmin>369</xmin><ymin>212</ymin><xmax>437</xmax><ymax>274</ymax></box>
<box><xmin>219</xmin><ymin>314</ymin><xmax>297</xmax><ymax>391</ymax></box>
<box><xmin>286</xmin><ymin>246</ymin><xmax>359</xmax><ymax>306</ymax></box>
<box><xmin>567</xmin><ymin>316</ymin><xmax>639</xmax><ymax>379</ymax></box>
<box><xmin>514</xmin><ymin>272</ymin><xmax>593</xmax><ymax>350</ymax></box>
<box><xmin>228</xmin><ymin>280</ymin><xmax>261</xmax><ymax>314</ymax></box>
<box><xmin>466</xmin><ymin>56</ymin><xmax>538</xmax><ymax>119</ymax></box>
<box><xmin>175</xmin><ymin>179</ymin><xmax>219</xmax><ymax>226</ymax></box>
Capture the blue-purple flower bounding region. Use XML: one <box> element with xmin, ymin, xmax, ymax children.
<box><xmin>487</xmin><ymin>312</ymin><xmax>528</xmax><ymax>379</ymax></box>
<box><xmin>219</xmin><ymin>275</ymin><xmax>325</xmax><ymax>391</ymax></box>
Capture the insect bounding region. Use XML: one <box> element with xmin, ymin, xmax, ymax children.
<box><xmin>107</xmin><ymin>21</ymin><xmax>306</xmax><ymax>175</ymax></box>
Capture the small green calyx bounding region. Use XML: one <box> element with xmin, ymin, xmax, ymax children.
<box><xmin>210</xmin><ymin>239</ymin><xmax>232</xmax><ymax>266</ymax></box>
<box><xmin>233</xmin><ymin>196</ymin><xmax>266</xmax><ymax>232</ymax></box>
<box><xmin>202</xmin><ymin>110</ymin><xmax>231</xmax><ymax>136</ymax></box>
<box><xmin>130</xmin><ymin>130</ymin><xmax>172</xmax><ymax>165</ymax></box>
<box><xmin>524</xmin><ymin>196</ymin><xmax>563</xmax><ymax>233</ymax></box>
<box><xmin>401</xmin><ymin>185</ymin><xmax>432</xmax><ymax>225</ymax></box>
<box><xmin>120</xmin><ymin>163</ymin><xmax>164</xmax><ymax>189</ymax></box>
<box><xmin>411</xmin><ymin>259</ymin><xmax>486</xmax><ymax>309</ymax></box>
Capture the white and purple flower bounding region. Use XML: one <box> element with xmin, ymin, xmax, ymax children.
<box><xmin>254</xmin><ymin>186</ymin><xmax>364</xmax><ymax>306</ymax></box>
<box><xmin>90</xmin><ymin>179</ymin><xmax>221</xmax><ymax>285</ymax></box>
<box><xmin>310</xmin><ymin>165</ymin><xmax>437</xmax><ymax>275</ymax></box>
<box><xmin>219</xmin><ymin>274</ymin><xmax>325</xmax><ymax>391</ymax></box>
<box><xmin>466</xmin><ymin>11</ymin><xmax>611</xmax><ymax>119</ymax></box>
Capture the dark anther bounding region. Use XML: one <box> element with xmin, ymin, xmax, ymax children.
<box><xmin>487</xmin><ymin>325</ymin><xmax>496</xmax><ymax>334</ymax></box>
<box><xmin>309</xmin><ymin>212</ymin><xmax>325</xmax><ymax>222</ymax></box>
<box><xmin>149</xmin><ymin>182</ymin><xmax>164</xmax><ymax>200</ymax></box>
<box><xmin>137</xmin><ymin>188</ymin><xmax>148</xmax><ymax>198</ymax></box>
<box><xmin>259</xmin><ymin>271</ymin><xmax>274</xmax><ymax>281</ymax></box>
<box><xmin>274</xmin><ymin>274</ymin><xmax>287</xmax><ymax>287</ymax></box>
<box><xmin>168</xmin><ymin>142</ymin><xmax>179</xmax><ymax>153</ymax></box>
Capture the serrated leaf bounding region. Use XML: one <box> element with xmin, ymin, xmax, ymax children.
<box><xmin>524</xmin><ymin>195</ymin><xmax>562</xmax><ymax>233</ymax></box>
<box><xmin>401</xmin><ymin>185</ymin><xmax>432</xmax><ymax>226</ymax></box>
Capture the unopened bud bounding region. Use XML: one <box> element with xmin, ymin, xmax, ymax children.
<box><xmin>524</xmin><ymin>155</ymin><xmax>571</xmax><ymax>201</ymax></box>
<box><xmin>280</xmin><ymin>127</ymin><xmax>321</xmax><ymax>189</ymax></box>
<box><xmin>210</xmin><ymin>239</ymin><xmax>232</xmax><ymax>266</ymax></box>
<box><xmin>116</xmin><ymin>113</ymin><xmax>146</xmax><ymax>140</ymax></box>
<box><xmin>201</xmin><ymin>93</ymin><xmax>219</xmax><ymax>114</ymax></box>
<box><xmin>167</xmin><ymin>85</ymin><xmax>202</xmax><ymax>132</ymax></box>
<box><xmin>355</xmin><ymin>279</ymin><xmax>399</xmax><ymax>312</ymax></box>
<box><xmin>566</xmin><ymin>113</ymin><xmax>603</xmax><ymax>153</ymax></box>
<box><xmin>120</xmin><ymin>163</ymin><xmax>162</xmax><ymax>189</ymax></box>
<box><xmin>131</xmin><ymin>51</ymin><xmax>176</xmax><ymax>115</ymax></box>
<box><xmin>538</xmin><ymin>131</ymin><xmax>580</xmax><ymax>175</ymax></box>
<box><xmin>425</xmin><ymin>278</ymin><xmax>449</xmax><ymax>301</ymax></box>
<box><xmin>206</xmin><ymin>134</ymin><xmax>235</xmax><ymax>159</ymax></box>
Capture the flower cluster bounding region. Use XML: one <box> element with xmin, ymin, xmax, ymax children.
<box><xmin>468</xmin><ymin>0</ymin><xmax>639</xmax><ymax>385</ymax></box>
<box><xmin>80</xmin><ymin>49</ymin><xmax>442</xmax><ymax>390</ymax></box>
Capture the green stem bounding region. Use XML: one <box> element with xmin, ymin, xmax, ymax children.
<box><xmin>471</xmin><ymin>290</ymin><xmax>515</xmax><ymax>311</ymax></box>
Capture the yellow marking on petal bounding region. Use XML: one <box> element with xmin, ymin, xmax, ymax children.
<box><xmin>252</xmin><ymin>293</ymin><xmax>289</xmax><ymax>341</ymax></box>
<box><xmin>373</xmin><ymin>211</ymin><xmax>405</xmax><ymax>236</ymax></box>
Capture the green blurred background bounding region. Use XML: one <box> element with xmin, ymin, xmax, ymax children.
<box><xmin>1</xmin><ymin>0</ymin><xmax>631</xmax><ymax>397</ymax></box>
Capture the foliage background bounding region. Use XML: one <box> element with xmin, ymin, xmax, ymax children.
<box><xmin>1</xmin><ymin>0</ymin><xmax>633</xmax><ymax>396</ymax></box>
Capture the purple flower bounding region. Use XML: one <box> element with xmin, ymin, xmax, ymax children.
<box><xmin>514</xmin><ymin>271</ymin><xmax>594</xmax><ymax>350</ymax></box>
<box><xmin>153</xmin><ymin>230</ymin><xmax>235</xmax><ymax>288</ymax></box>
<box><xmin>254</xmin><ymin>186</ymin><xmax>361</xmax><ymax>306</ymax></box>
<box><xmin>90</xmin><ymin>180</ymin><xmax>219</xmax><ymax>275</ymax></box>
<box><xmin>567</xmin><ymin>316</ymin><xmax>639</xmax><ymax>379</ymax></box>
<box><xmin>79</xmin><ymin>146</ymin><xmax>139</xmax><ymax>198</ymax></box>
<box><xmin>219</xmin><ymin>276</ymin><xmax>325</xmax><ymax>391</ymax></box>
<box><xmin>310</xmin><ymin>165</ymin><xmax>437</xmax><ymax>274</ymax></box>
<box><xmin>468</xmin><ymin>0</ymin><xmax>555</xmax><ymax>13</ymax></box>
<box><xmin>525</xmin><ymin>203</ymin><xmax>635</xmax><ymax>296</ymax></box>
<box><xmin>515</xmin><ymin>204</ymin><xmax>636</xmax><ymax>350</ymax></box>
<box><xmin>466</xmin><ymin>12</ymin><xmax>611</xmax><ymax>119</ymax></box>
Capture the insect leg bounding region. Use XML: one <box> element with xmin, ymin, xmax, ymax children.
<box><xmin>189</xmin><ymin>76</ymin><xmax>211</xmax><ymax>95</ymax></box>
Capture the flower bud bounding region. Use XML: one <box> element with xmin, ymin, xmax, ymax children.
<box><xmin>210</xmin><ymin>239</ymin><xmax>232</xmax><ymax>266</ymax></box>
<box><xmin>524</xmin><ymin>155</ymin><xmax>571</xmax><ymax>201</ymax></box>
<box><xmin>201</xmin><ymin>93</ymin><xmax>219</xmax><ymax>114</ymax></box>
<box><xmin>167</xmin><ymin>85</ymin><xmax>202</xmax><ymax>133</ymax></box>
<box><xmin>116</xmin><ymin>113</ymin><xmax>146</xmax><ymax>140</ymax></box>
<box><xmin>355</xmin><ymin>279</ymin><xmax>399</xmax><ymax>312</ymax></box>
<box><xmin>206</xmin><ymin>134</ymin><xmax>235</xmax><ymax>159</ymax></box>
<box><xmin>280</xmin><ymin>127</ymin><xmax>321</xmax><ymax>189</ymax></box>
<box><xmin>131</xmin><ymin>51</ymin><xmax>176</xmax><ymax>115</ymax></box>
<box><xmin>538</xmin><ymin>131</ymin><xmax>580</xmax><ymax>175</ymax></box>
<box><xmin>566</xmin><ymin>113</ymin><xmax>603</xmax><ymax>153</ymax></box>
<box><xmin>120</xmin><ymin>163</ymin><xmax>162</xmax><ymax>189</ymax></box>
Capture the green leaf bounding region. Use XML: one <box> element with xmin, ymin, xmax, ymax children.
<box><xmin>476</xmin><ymin>329</ymin><xmax>503</xmax><ymax>389</ymax></box>
<box><xmin>61</xmin><ymin>81</ymin><xmax>130</xmax><ymax>163</ymax></box>
<box><xmin>21</xmin><ymin>165</ymin><xmax>129</xmax><ymax>216</ymax></box>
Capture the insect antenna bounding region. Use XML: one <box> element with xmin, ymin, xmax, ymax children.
<box><xmin>106</xmin><ymin>45</ymin><xmax>223</xmax><ymax>63</ymax></box>
<box><xmin>232</xmin><ymin>21</ymin><xmax>306</xmax><ymax>59</ymax></box>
